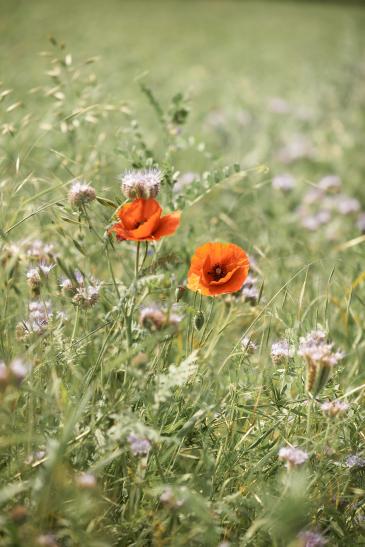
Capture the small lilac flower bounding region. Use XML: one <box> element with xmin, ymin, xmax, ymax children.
<box><xmin>73</xmin><ymin>283</ymin><xmax>100</xmax><ymax>309</ymax></box>
<box><xmin>318</xmin><ymin>175</ymin><xmax>341</xmax><ymax>192</ymax></box>
<box><xmin>9</xmin><ymin>359</ymin><xmax>32</xmax><ymax>386</ymax></box>
<box><xmin>173</xmin><ymin>172</ymin><xmax>199</xmax><ymax>194</ymax></box>
<box><xmin>242</xmin><ymin>285</ymin><xmax>259</xmax><ymax>305</ymax></box>
<box><xmin>346</xmin><ymin>455</ymin><xmax>365</xmax><ymax>469</ymax></box>
<box><xmin>298</xmin><ymin>330</ymin><xmax>344</xmax><ymax>368</ymax></box>
<box><xmin>128</xmin><ymin>434</ymin><xmax>151</xmax><ymax>456</ymax></box>
<box><xmin>335</xmin><ymin>195</ymin><xmax>361</xmax><ymax>215</ymax></box>
<box><xmin>26</xmin><ymin>239</ymin><xmax>56</xmax><ymax>260</ymax></box>
<box><xmin>278</xmin><ymin>446</ymin><xmax>308</xmax><ymax>469</ymax></box>
<box><xmin>298</xmin><ymin>530</ymin><xmax>327</xmax><ymax>546</ymax></box>
<box><xmin>277</xmin><ymin>135</ymin><xmax>314</xmax><ymax>164</ymax></box>
<box><xmin>321</xmin><ymin>400</ymin><xmax>349</xmax><ymax>418</ymax></box>
<box><xmin>272</xmin><ymin>173</ymin><xmax>296</xmax><ymax>192</ymax></box>
<box><xmin>39</xmin><ymin>261</ymin><xmax>55</xmax><ymax>276</ymax></box>
<box><xmin>160</xmin><ymin>487</ymin><xmax>184</xmax><ymax>509</ymax></box>
<box><xmin>271</xmin><ymin>340</ymin><xmax>295</xmax><ymax>364</ymax></box>
<box><xmin>301</xmin><ymin>215</ymin><xmax>321</xmax><ymax>231</ymax></box>
<box><xmin>26</xmin><ymin>267</ymin><xmax>41</xmax><ymax>290</ymax></box>
<box><xmin>76</xmin><ymin>472</ymin><xmax>97</xmax><ymax>489</ymax></box>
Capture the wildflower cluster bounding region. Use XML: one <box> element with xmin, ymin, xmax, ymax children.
<box><xmin>297</xmin><ymin>175</ymin><xmax>362</xmax><ymax>237</ymax></box>
<box><xmin>60</xmin><ymin>271</ymin><xmax>100</xmax><ymax>308</ymax></box>
<box><xmin>298</xmin><ymin>329</ymin><xmax>344</xmax><ymax>395</ymax></box>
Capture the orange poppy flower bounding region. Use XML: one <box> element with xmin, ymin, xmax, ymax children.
<box><xmin>109</xmin><ymin>198</ymin><xmax>180</xmax><ymax>242</ymax></box>
<box><xmin>187</xmin><ymin>242</ymin><xmax>249</xmax><ymax>296</ymax></box>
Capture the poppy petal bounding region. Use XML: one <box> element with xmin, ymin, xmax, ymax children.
<box><xmin>151</xmin><ymin>211</ymin><xmax>181</xmax><ymax>240</ymax></box>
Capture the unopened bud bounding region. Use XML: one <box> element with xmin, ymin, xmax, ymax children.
<box><xmin>175</xmin><ymin>285</ymin><xmax>185</xmax><ymax>302</ymax></box>
<box><xmin>194</xmin><ymin>311</ymin><xmax>205</xmax><ymax>331</ymax></box>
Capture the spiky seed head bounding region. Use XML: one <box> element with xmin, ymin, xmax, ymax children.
<box><xmin>120</xmin><ymin>168</ymin><xmax>162</xmax><ymax>199</ymax></box>
<box><xmin>68</xmin><ymin>180</ymin><xmax>96</xmax><ymax>208</ymax></box>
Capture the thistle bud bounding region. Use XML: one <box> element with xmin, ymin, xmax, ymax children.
<box><xmin>194</xmin><ymin>310</ymin><xmax>205</xmax><ymax>331</ymax></box>
<box><xmin>120</xmin><ymin>168</ymin><xmax>162</xmax><ymax>199</ymax></box>
<box><xmin>68</xmin><ymin>180</ymin><xmax>96</xmax><ymax>208</ymax></box>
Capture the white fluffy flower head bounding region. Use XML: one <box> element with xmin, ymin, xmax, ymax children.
<box><xmin>68</xmin><ymin>180</ymin><xmax>96</xmax><ymax>208</ymax></box>
<box><xmin>278</xmin><ymin>446</ymin><xmax>308</xmax><ymax>469</ymax></box>
<box><xmin>120</xmin><ymin>168</ymin><xmax>162</xmax><ymax>199</ymax></box>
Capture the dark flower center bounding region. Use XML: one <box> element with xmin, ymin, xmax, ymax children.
<box><xmin>133</xmin><ymin>219</ymin><xmax>147</xmax><ymax>229</ymax></box>
<box><xmin>208</xmin><ymin>264</ymin><xmax>226</xmax><ymax>281</ymax></box>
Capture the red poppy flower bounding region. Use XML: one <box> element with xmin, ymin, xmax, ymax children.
<box><xmin>109</xmin><ymin>198</ymin><xmax>180</xmax><ymax>242</ymax></box>
<box><xmin>187</xmin><ymin>242</ymin><xmax>249</xmax><ymax>296</ymax></box>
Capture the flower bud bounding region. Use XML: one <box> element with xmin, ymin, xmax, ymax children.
<box><xmin>175</xmin><ymin>285</ymin><xmax>185</xmax><ymax>302</ymax></box>
<box><xmin>194</xmin><ymin>311</ymin><xmax>205</xmax><ymax>331</ymax></box>
<box><xmin>68</xmin><ymin>180</ymin><xmax>96</xmax><ymax>208</ymax></box>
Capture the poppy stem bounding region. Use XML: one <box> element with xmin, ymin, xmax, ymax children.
<box><xmin>139</xmin><ymin>241</ymin><xmax>149</xmax><ymax>272</ymax></box>
<box><xmin>190</xmin><ymin>292</ymin><xmax>198</xmax><ymax>352</ymax></box>
<box><xmin>135</xmin><ymin>241</ymin><xmax>141</xmax><ymax>280</ymax></box>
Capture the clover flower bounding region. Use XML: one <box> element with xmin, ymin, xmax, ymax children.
<box><xmin>271</xmin><ymin>340</ymin><xmax>295</xmax><ymax>364</ymax></box>
<box><xmin>127</xmin><ymin>434</ymin><xmax>151</xmax><ymax>456</ymax></box>
<box><xmin>68</xmin><ymin>180</ymin><xmax>96</xmax><ymax>208</ymax></box>
<box><xmin>321</xmin><ymin>400</ymin><xmax>349</xmax><ymax>418</ymax></box>
<box><xmin>120</xmin><ymin>168</ymin><xmax>162</xmax><ymax>199</ymax></box>
<box><xmin>278</xmin><ymin>446</ymin><xmax>309</xmax><ymax>470</ymax></box>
